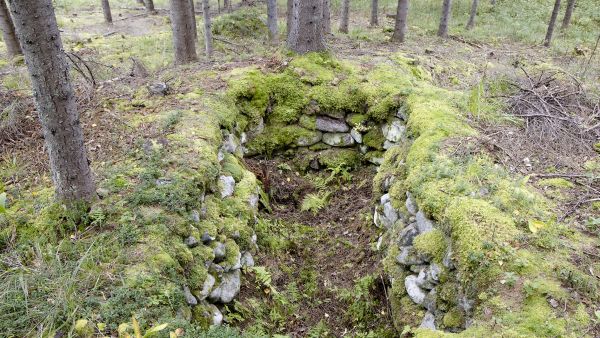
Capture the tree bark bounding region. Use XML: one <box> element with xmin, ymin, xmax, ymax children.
<box><xmin>8</xmin><ymin>0</ymin><xmax>96</xmax><ymax>204</ymax></box>
<box><xmin>170</xmin><ymin>0</ymin><xmax>198</xmax><ymax>63</ymax></box>
<box><xmin>0</xmin><ymin>0</ymin><xmax>21</xmax><ymax>57</ymax></box>
<box><xmin>287</xmin><ymin>0</ymin><xmax>325</xmax><ymax>54</ymax></box>
<box><xmin>490</xmin><ymin>0</ymin><xmax>496</xmax><ymax>5</ymax></box>
<box><xmin>202</xmin><ymin>0</ymin><xmax>213</xmax><ymax>58</ymax></box>
<box><xmin>100</xmin><ymin>0</ymin><xmax>112</xmax><ymax>24</ymax></box>
<box><xmin>189</xmin><ymin>0</ymin><xmax>197</xmax><ymax>41</ymax></box>
<box><xmin>391</xmin><ymin>0</ymin><xmax>408</xmax><ymax>42</ymax></box>
<box><xmin>544</xmin><ymin>0</ymin><xmax>561</xmax><ymax>47</ymax></box>
<box><xmin>561</xmin><ymin>0</ymin><xmax>575</xmax><ymax>30</ymax></box>
<box><xmin>339</xmin><ymin>0</ymin><xmax>350</xmax><ymax>34</ymax></box>
<box><xmin>437</xmin><ymin>0</ymin><xmax>452</xmax><ymax>38</ymax></box>
<box><xmin>370</xmin><ymin>0</ymin><xmax>378</xmax><ymax>26</ymax></box>
<box><xmin>322</xmin><ymin>0</ymin><xmax>331</xmax><ymax>34</ymax></box>
<box><xmin>466</xmin><ymin>0</ymin><xmax>478</xmax><ymax>30</ymax></box>
<box><xmin>287</xmin><ymin>0</ymin><xmax>294</xmax><ymax>39</ymax></box>
<box><xmin>267</xmin><ymin>0</ymin><xmax>279</xmax><ymax>44</ymax></box>
<box><xmin>145</xmin><ymin>0</ymin><xmax>156</xmax><ymax>14</ymax></box>
<box><xmin>224</xmin><ymin>0</ymin><xmax>231</xmax><ymax>12</ymax></box>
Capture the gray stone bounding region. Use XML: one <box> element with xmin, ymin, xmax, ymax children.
<box><xmin>316</xmin><ymin>116</ymin><xmax>349</xmax><ymax>132</ymax></box>
<box><xmin>191</xmin><ymin>210</ymin><xmax>201</xmax><ymax>223</ymax></box>
<box><xmin>416</xmin><ymin>210</ymin><xmax>434</xmax><ymax>234</ymax></box>
<box><xmin>359</xmin><ymin>145</ymin><xmax>368</xmax><ymax>154</ymax></box>
<box><xmin>367</xmin><ymin>156</ymin><xmax>384</xmax><ymax>165</ymax></box>
<box><xmin>217</xmin><ymin>149</ymin><xmax>225</xmax><ymax>162</ymax></box>
<box><xmin>148</xmin><ymin>82</ymin><xmax>168</xmax><ymax>96</ymax></box>
<box><xmin>429</xmin><ymin>263</ymin><xmax>442</xmax><ymax>282</ymax></box>
<box><xmin>222</xmin><ymin>133</ymin><xmax>240</xmax><ymax>154</ymax></box>
<box><xmin>251</xmin><ymin>233</ymin><xmax>257</xmax><ymax>247</ymax></box>
<box><xmin>247</xmin><ymin>117</ymin><xmax>265</xmax><ymax>138</ymax></box>
<box><xmin>184</xmin><ymin>236</ymin><xmax>199</xmax><ymax>248</ymax></box>
<box><xmin>376</xmin><ymin>236</ymin><xmax>384</xmax><ymax>251</ymax></box>
<box><xmin>397</xmin><ymin>223</ymin><xmax>419</xmax><ymax>247</ymax></box>
<box><xmin>422</xmin><ymin>288</ymin><xmax>437</xmax><ymax>313</ymax></box>
<box><xmin>382</xmin><ymin>118</ymin><xmax>406</xmax><ymax>143</ymax></box>
<box><xmin>248</xmin><ymin>194</ymin><xmax>259</xmax><ymax>209</ymax></box>
<box><xmin>443</xmin><ymin>246</ymin><xmax>455</xmax><ymax>270</ymax></box>
<box><xmin>459</xmin><ymin>296</ymin><xmax>474</xmax><ymax>314</ymax></box>
<box><xmin>405</xmin><ymin>192</ymin><xmax>418</xmax><ymax>215</ymax></box>
<box><xmin>396</xmin><ymin>246</ymin><xmax>427</xmax><ymax>265</ymax></box>
<box><xmin>210</xmin><ymin>304</ymin><xmax>223</xmax><ymax>326</ymax></box>
<box><xmin>410</xmin><ymin>264</ymin><xmax>429</xmax><ymax>273</ymax></box>
<box><xmin>416</xmin><ymin>268</ymin><xmax>436</xmax><ymax>290</ymax></box>
<box><xmin>380</xmin><ymin>193</ymin><xmax>391</xmax><ymax>205</ymax></box>
<box><xmin>383</xmin><ymin>140</ymin><xmax>396</xmax><ymax>150</ymax></box>
<box><xmin>373</xmin><ymin>209</ymin><xmax>381</xmax><ymax>227</ymax></box>
<box><xmin>219</xmin><ymin>175</ymin><xmax>235</xmax><ymax>198</ymax></box>
<box><xmin>322</xmin><ymin>133</ymin><xmax>355</xmax><ymax>147</ymax></box>
<box><xmin>183</xmin><ymin>285</ymin><xmax>198</xmax><ymax>306</ymax></box>
<box><xmin>350</xmin><ymin>129</ymin><xmax>363</xmax><ymax>143</ymax></box>
<box><xmin>419</xmin><ymin>311</ymin><xmax>436</xmax><ymax>330</ymax></box>
<box><xmin>209</xmin><ymin>269</ymin><xmax>241</xmax><ymax>303</ymax></box>
<box><xmin>382</xmin><ymin>176</ymin><xmax>396</xmax><ymax>192</ymax></box>
<box><xmin>381</xmin><ymin>202</ymin><xmax>398</xmax><ymax>229</ymax></box>
<box><xmin>296</xmin><ymin>131</ymin><xmax>323</xmax><ymax>146</ymax></box>
<box><xmin>213</xmin><ymin>242</ymin><xmax>227</xmax><ymax>262</ymax></box>
<box><xmin>241</xmin><ymin>252</ymin><xmax>255</xmax><ymax>268</ymax></box>
<box><xmin>396</xmin><ymin>105</ymin><xmax>408</xmax><ymax>121</ymax></box>
<box><xmin>201</xmin><ymin>231</ymin><xmax>215</xmax><ymax>244</ymax></box>
<box><xmin>224</xmin><ymin>252</ymin><xmax>242</xmax><ymax>271</ymax></box>
<box><xmin>155</xmin><ymin>178</ymin><xmax>173</xmax><ymax>186</ymax></box>
<box><xmin>195</xmin><ymin>274</ymin><xmax>216</xmax><ymax>301</ymax></box>
<box><xmin>405</xmin><ymin>275</ymin><xmax>426</xmax><ymax>305</ymax></box>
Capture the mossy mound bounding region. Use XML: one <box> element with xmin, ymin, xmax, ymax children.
<box><xmin>212</xmin><ymin>8</ymin><xmax>268</xmax><ymax>39</ymax></box>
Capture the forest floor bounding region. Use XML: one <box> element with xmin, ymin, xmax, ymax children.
<box><xmin>0</xmin><ymin>2</ymin><xmax>599</xmax><ymax>337</ymax></box>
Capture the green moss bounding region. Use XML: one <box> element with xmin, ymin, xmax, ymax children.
<box><xmin>246</xmin><ymin>125</ymin><xmax>314</xmax><ymax>155</ymax></box>
<box><xmin>413</xmin><ymin>229</ymin><xmax>447</xmax><ymax>263</ymax></box>
<box><xmin>363</xmin><ymin>128</ymin><xmax>384</xmax><ymax>150</ymax></box>
<box><xmin>226</xmin><ymin>68</ymin><xmax>269</xmax><ymax>121</ymax></box>
<box><xmin>211</xmin><ymin>8</ymin><xmax>268</xmax><ymax>39</ymax></box>
<box><xmin>537</xmin><ymin>178</ymin><xmax>574</xmax><ymax>189</ymax></box>
<box><xmin>442</xmin><ymin>306</ymin><xmax>465</xmax><ymax>329</ymax></box>
<box><xmin>267</xmin><ymin>72</ymin><xmax>310</xmax><ymax>124</ymax></box>
<box><xmin>318</xmin><ymin>149</ymin><xmax>362</xmax><ymax>169</ymax></box>
<box><xmin>218</xmin><ymin>238</ymin><xmax>241</xmax><ymax>269</ymax></box>
<box><xmin>188</xmin><ymin>264</ymin><xmax>209</xmax><ymax>292</ymax></box>
<box><xmin>299</xmin><ymin>115</ymin><xmax>316</xmax><ymax>130</ymax></box>
<box><xmin>288</xmin><ymin>52</ymin><xmax>345</xmax><ymax>85</ymax></box>
<box><xmin>221</xmin><ymin>153</ymin><xmax>244</xmax><ymax>182</ymax></box>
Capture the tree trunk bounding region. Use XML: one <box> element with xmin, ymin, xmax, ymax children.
<box><xmin>189</xmin><ymin>0</ymin><xmax>197</xmax><ymax>41</ymax></box>
<box><xmin>391</xmin><ymin>0</ymin><xmax>408</xmax><ymax>42</ymax></box>
<box><xmin>544</xmin><ymin>0</ymin><xmax>561</xmax><ymax>47</ymax></box>
<box><xmin>437</xmin><ymin>0</ymin><xmax>452</xmax><ymax>38</ymax></box>
<box><xmin>322</xmin><ymin>0</ymin><xmax>331</xmax><ymax>34</ymax></box>
<box><xmin>267</xmin><ymin>0</ymin><xmax>279</xmax><ymax>44</ymax></box>
<box><xmin>370</xmin><ymin>0</ymin><xmax>378</xmax><ymax>26</ymax></box>
<box><xmin>0</xmin><ymin>0</ymin><xmax>21</xmax><ymax>57</ymax></box>
<box><xmin>287</xmin><ymin>0</ymin><xmax>294</xmax><ymax>39</ymax></box>
<box><xmin>490</xmin><ymin>0</ymin><xmax>496</xmax><ymax>5</ymax></box>
<box><xmin>8</xmin><ymin>0</ymin><xmax>96</xmax><ymax>204</ymax></box>
<box><xmin>287</xmin><ymin>0</ymin><xmax>325</xmax><ymax>54</ymax></box>
<box><xmin>100</xmin><ymin>0</ymin><xmax>112</xmax><ymax>23</ymax></box>
<box><xmin>224</xmin><ymin>0</ymin><xmax>231</xmax><ymax>12</ymax></box>
<box><xmin>170</xmin><ymin>0</ymin><xmax>198</xmax><ymax>63</ymax></box>
<box><xmin>339</xmin><ymin>0</ymin><xmax>350</xmax><ymax>34</ymax></box>
<box><xmin>561</xmin><ymin>0</ymin><xmax>575</xmax><ymax>30</ymax></box>
<box><xmin>202</xmin><ymin>0</ymin><xmax>213</xmax><ymax>58</ymax></box>
<box><xmin>466</xmin><ymin>0</ymin><xmax>478</xmax><ymax>30</ymax></box>
<box><xmin>145</xmin><ymin>0</ymin><xmax>156</xmax><ymax>14</ymax></box>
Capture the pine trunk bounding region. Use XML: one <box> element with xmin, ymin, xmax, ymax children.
<box><xmin>370</xmin><ymin>0</ymin><xmax>378</xmax><ymax>26</ymax></box>
<box><xmin>267</xmin><ymin>0</ymin><xmax>278</xmax><ymax>44</ymax></box>
<box><xmin>438</xmin><ymin>0</ymin><xmax>452</xmax><ymax>38</ymax></box>
<box><xmin>101</xmin><ymin>0</ymin><xmax>112</xmax><ymax>23</ymax></box>
<box><xmin>0</xmin><ymin>0</ymin><xmax>21</xmax><ymax>57</ymax></box>
<box><xmin>170</xmin><ymin>0</ymin><xmax>198</xmax><ymax>63</ymax></box>
<box><xmin>391</xmin><ymin>0</ymin><xmax>408</xmax><ymax>42</ymax></box>
<box><xmin>287</xmin><ymin>0</ymin><xmax>325</xmax><ymax>54</ymax></box>
<box><xmin>544</xmin><ymin>0</ymin><xmax>562</xmax><ymax>47</ymax></box>
<box><xmin>466</xmin><ymin>0</ymin><xmax>478</xmax><ymax>30</ymax></box>
<box><xmin>339</xmin><ymin>0</ymin><xmax>350</xmax><ymax>34</ymax></box>
<box><xmin>8</xmin><ymin>0</ymin><xmax>96</xmax><ymax>203</ymax></box>
<box><xmin>322</xmin><ymin>0</ymin><xmax>331</xmax><ymax>34</ymax></box>
<box><xmin>145</xmin><ymin>0</ymin><xmax>156</xmax><ymax>14</ymax></box>
<box><xmin>202</xmin><ymin>0</ymin><xmax>213</xmax><ymax>58</ymax></box>
<box><xmin>189</xmin><ymin>0</ymin><xmax>197</xmax><ymax>41</ymax></box>
<box><xmin>561</xmin><ymin>0</ymin><xmax>575</xmax><ymax>30</ymax></box>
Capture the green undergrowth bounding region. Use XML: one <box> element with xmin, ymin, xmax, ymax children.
<box><xmin>212</xmin><ymin>8</ymin><xmax>268</xmax><ymax>39</ymax></box>
<box><xmin>373</xmin><ymin>61</ymin><xmax>597</xmax><ymax>336</ymax></box>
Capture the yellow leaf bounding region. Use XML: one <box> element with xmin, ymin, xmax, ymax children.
<box><xmin>132</xmin><ymin>316</ymin><xmax>142</xmax><ymax>338</ymax></box>
<box><xmin>528</xmin><ymin>219</ymin><xmax>547</xmax><ymax>233</ymax></box>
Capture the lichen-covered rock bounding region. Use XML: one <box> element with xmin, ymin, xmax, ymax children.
<box><xmin>209</xmin><ymin>269</ymin><xmax>241</xmax><ymax>303</ymax></box>
<box><xmin>405</xmin><ymin>192</ymin><xmax>418</xmax><ymax>215</ymax></box>
<box><xmin>296</xmin><ymin>131</ymin><xmax>323</xmax><ymax>146</ymax></box>
<box><xmin>183</xmin><ymin>285</ymin><xmax>198</xmax><ymax>306</ymax></box>
<box><xmin>397</xmin><ymin>223</ymin><xmax>419</xmax><ymax>247</ymax></box>
<box><xmin>219</xmin><ymin>175</ymin><xmax>235</xmax><ymax>198</ymax></box>
<box><xmin>405</xmin><ymin>275</ymin><xmax>426</xmax><ymax>305</ymax></box>
<box><xmin>322</xmin><ymin>132</ymin><xmax>355</xmax><ymax>147</ymax></box>
<box><xmin>194</xmin><ymin>273</ymin><xmax>216</xmax><ymax>301</ymax></box>
<box><xmin>316</xmin><ymin>116</ymin><xmax>350</xmax><ymax>132</ymax></box>
<box><xmin>350</xmin><ymin>129</ymin><xmax>363</xmax><ymax>143</ymax></box>
<box><xmin>397</xmin><ymin>246</ymin><xmax>427</xmax><ymax>265</ymax></box>
<box><xmin>241</xmin><ymin>252</ymin><xmax>255</xmax><ymax>268</ymax></box>
<box><xmin>420</xmin><ymin>311</ymin><xmax>436</xmax><ymax>330</ymax></box>
<box><xmin>382</xmin><ymin>118</ymin><xmax>406</xmax><ymax>143</ymax></box>
<box><xmin>415</xmin><ymin>210</ymin><xmax>434</xmax><ymax>234</ymax></box>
